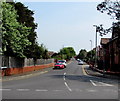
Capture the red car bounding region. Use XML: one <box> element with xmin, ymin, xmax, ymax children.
<box><xmin>54</xmin><ymin>62</ymin><xmax>65</xmax><ymax>69</ymax></box>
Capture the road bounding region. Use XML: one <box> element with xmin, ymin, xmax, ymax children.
<box><xmin>1</xmin><ymin>60</ymin><xmax>119</xmax><ymax>100</ymax></box>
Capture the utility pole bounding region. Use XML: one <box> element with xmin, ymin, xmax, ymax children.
<box><xmin>93</xmin><ymin>25</ymin><xmax>98</xmax><ymax>68</ymax></box>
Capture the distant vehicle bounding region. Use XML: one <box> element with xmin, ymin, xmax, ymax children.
<box><xmin>54</xmin><ymin>62</ymin><xmax>65</xmax><ymax>69</ymax></box>
<box><xmin>78</xmin><ymin>60</ymin><xmax>84</xmax><ymax>65</ymax></box>
<box><xmin>58</xmin><ymin>60</ymin><xmax>67</xmax><ymax>67</ymax></box>
<box><xmin>77</xmin><ymin>59</ymin><xmax>80</xmax><ymax>61</ymax></box>
<box><xmin>0</xmin><ymin>67</ymin><xmax>7</xmax><ymax>70</ymax></box>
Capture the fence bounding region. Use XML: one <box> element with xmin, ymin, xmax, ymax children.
<box><xmin>1</xmin><ymin>56</ymin><xmax>54</xmax><ymax>68</ymax></box>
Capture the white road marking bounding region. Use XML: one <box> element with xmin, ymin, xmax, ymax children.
<box><xmin>63</xmin><ymin>72</ymin><xmax>66</xmax><ymax>81</ymax></box>
<box><xmin>98</xmin><ymin>82</ymin><xmax>114</xmax><ymax>86</ymax></box>
<box><xmin>0</xmin><ymin>89</ymin><xmax>11</xmax><ymax>91</ymax></box>
<box><xmin>90</xmin><ymin>80</ymin><xmax>97</xmax><ymax>86</ymax></box>
<box><xmin>87</xmin><ymin>89</ymin><xmax>97</xmax><ymax>92</ymax></box>
<box><xmin>35</xmin><ymin>89</ymin><xmax>48</xmax><ymax>92</ymax></box>
<box><xmin>64</xmin><ymin>73</ymin><xmax>66</xmax><ymax>75</ymax></box>
<box><xmin>17</xmin><ymin>89</ymin><xmax>30</xmax><ymax>91</ymax></box>
<box><xmin>64</xmin><ymin>82</ymin><xmax>72</xmax><ymax>92</ymax></box>
<box><xmin>90</xmin><ymin>80</ymin><xmax>114</xmax><ymax>86</ymax></box>
<box><xmin>53</xmin><ymin>90</ymin><xmax>63</xmax><ymax>91</ymax></box>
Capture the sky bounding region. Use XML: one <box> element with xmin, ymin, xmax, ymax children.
<box><xmin>16</xmin><ymin>0</ymin><xmax>115</xmax><ymax>54</ymax></box>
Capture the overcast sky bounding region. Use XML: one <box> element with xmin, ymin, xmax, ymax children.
<box><xmin>16</xmin><ymin>0</ymin><xmax>114</xmax><ymax>54</ymax></box>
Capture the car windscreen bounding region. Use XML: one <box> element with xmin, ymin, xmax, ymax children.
<box><xmin>58</xmin><ymin>60</ymin><xmax>64</xmax><ymax>63</ymax></box>
<box><xmin>55</xmin><ymin>63</ymin><xmax>62</xmax><ymax>65</ymax></box>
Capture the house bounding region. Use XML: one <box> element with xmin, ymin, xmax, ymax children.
<box><xmin>98</xmin><ymin>27</ymin><xmax>120</xmax><ymax>72</ymax></box>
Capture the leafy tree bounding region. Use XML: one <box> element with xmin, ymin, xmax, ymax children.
<box><xmin>9</xmin><ymin>2</ymin><xmax>38</xmax><ymax>58</ymax></box>
<box><xmin>76</xmin><ymin>49</ymin><xmax>87</xmax><ymax>61</ymax></box>
<box><xmin>59</xmin><ymin>47</ymin><xmax>76</xmax><ymax>60</ymax></box>
<box><xmin>86</xmin><ymin>50</ymin><xmax>95</xmax><ymax>62</ymax></box>
<box><xmin>97</xmin><ymin>0</ymin><xmax>120</xmax><ymax>20</ymax></box>
<box><xmin>96</xmin><ymin>0</ymin><xmax>120</xmax><ymax>36</ymax></box>
<box><xmin>97</xmin><ymin>0</ymin><xmax>120</xmax><ymax>49</ymax></box>
<box><xmin>2</xmin><ymin>2</ymin><xmax>31</xmax><ymax>58</ymax></box>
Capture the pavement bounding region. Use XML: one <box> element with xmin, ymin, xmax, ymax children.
<box><xmin>84</xmin><ymin>66</ymin><xmax>120</xmax><ymax>80</ymax></box>
<box><xmin>0</xmin><ymin>67</ymin><xmax>51</xmax><ymax>82</ymax></box>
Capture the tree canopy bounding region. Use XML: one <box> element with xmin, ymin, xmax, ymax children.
<box><xmin>2</xmin><ymin>2</ymin><xmax>31</xmax><ymax>58</ymax></box>
<box><xmin>96</xmin><ymin>0</ymin><xmax>120</xmax><ymax>37</ymax></box>
<box><xmin>59</xmin><ymin>47</ymin><xmax>76</xmax><ymax>60</ymax></box>
<box><xmin>1</xmin><ymin>2</ymin><xmax>50</xmax><ymax>59</ymax></box>
<box><xmin>76</xmin><ymin>49</ymin><xmax>87</xmax><ymax>60</ymax></box>
<box><xmin>52</xmin><ymin>47</ymin><xmax>76</xmax><ymax>60</ymax></box>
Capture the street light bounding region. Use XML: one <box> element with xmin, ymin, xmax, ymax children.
<box><xmin>93</xmin><ymin>25</ymin><xmax>98</xmax><ymax>68</ymax></box>
<box><xmin>90</xmin><ymin>40</ymin><xmax>92</xmax><ymax>62</ymax></box>
<box><xmin>90</xmin><ymin>40</ymin><xmax>92</xmax><ymax>51</ymax></box>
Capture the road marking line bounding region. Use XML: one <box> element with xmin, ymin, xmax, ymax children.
<box><xmin>17</xmin><ymin>89</ymin><xmax>30</xmax><ymax>91</ymax></box>
<box><xmin>64</xmin><ymin>82</ymin><xmax>72</xmax><ymax>92</ymax></box>
<box><xmin>35</xmin><ymin>89</ymin><xmax>48</xmax><ymax>92</ymax></box>
<box><xmin>98</xmin><ymin>82</ymin><xmax>114</xmax><ymax>86</ymax></box>
<box><xmin>64</xmin><ymin>73</ymin><xmax>66</xmax><ymax>75</ymax></box>
<box><xmin>63</xmin><ymin>72</ymin><xmax>66</xmax><ymax>81</ymax></box>
<box><xmin>90</xmin><ymin>80</ymin><xmax>114</xmax><ymax>86</ymax></box>
<box><xmin>90</xmin><ymin>80</ymin><xmax>97</xmax><ymax>86</ymax></box>
<box><xmin>0</xmin><ymin>89</ymin><xmax>11</xmax><ymax>91</ymax></box>
<box><xmin>63</xmin><ymin>77</ymin><xmax>66</xmax><ymax>81</ymax></box>
<box><xmin>53</xmin><ymin>90</ymin><xmax>63</xmax><ymax>91</ymax></box>
<box><xmin>87</xmin><ymin>89</ymin><xmax>97</xmax><ymax>92</ymax></box>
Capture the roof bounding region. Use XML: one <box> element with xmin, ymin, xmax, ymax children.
<box><xmin>47</xmin><ymin>51</ymin><xmax>56</xmax><ymax>57</ymax></box>
<box><xmin>100</xmin><ymin>38</ymin><xmax>110</xmax><ymax>45</ymax></box>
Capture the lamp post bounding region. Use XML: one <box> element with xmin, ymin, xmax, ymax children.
<box><xmin>90</xmin><ymin>40</ymin><xmax>92</xmax><ymax>62</ymax></box>
<box><xmin>93</xmin><ymin>25</ymin><xmax>98</xmax><ymax>68</ymax></box>
<box><xmin>90</xmin><ymin>40</ymin><xmax>92</xmax><ymax>51</ymax></box>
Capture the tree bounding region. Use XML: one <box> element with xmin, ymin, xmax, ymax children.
<box><xmin>59</xmin><ymin>47</ymin><xmax>76</xmax><ymax>60</ymax></box>
<box><xmin>96</xmin><ymin>0</ymin><xmax>120</xmax><ymax>37</ymax></box>
<box><xmin>97</xmin><ymin>0</ymin><xmax>120</xmax><ymax>20</ymax></box>
<box><xmin>97</xmin><ymin>0</ymin><xmax>120</xmax><ymax>49</ymax></box>
<box><xmin>86</xmin><ymin>50</ymin><xmax>95</xmax><ymax>63</ymax></box>
<box><xmin>2</xmin><ymin>2</ymin><xmax>31</xmax><ymax>58</ymax></box>
<box><xmin>76</xmin><ymin>49</ymin><xmax>87</xmax><ymax>61</ymax></box>
<box><xmin>9</xmin><ymin>2</ymin><xmax>38</xmax><ymax>58</ymax></box>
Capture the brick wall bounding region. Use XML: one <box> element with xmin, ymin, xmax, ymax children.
<box><xmin>1</xmin><ymin>63</ymin><xmax>54</xmax><ymax>76</ymax></box>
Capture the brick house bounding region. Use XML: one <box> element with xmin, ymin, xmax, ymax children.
<box><xmin>98</xmin><ymin>27</ymin><xmax>120</xmax><ymax>72</ymax></box>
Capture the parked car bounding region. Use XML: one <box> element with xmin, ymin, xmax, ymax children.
<box><xmin>78</xmin><ymin>60</ymin><xmax>84</xmax><ymax>65</ymax></box>
<box><xmin>0</xmin><ymin>66</ymin><xmax>7</xmax><ymax>70</ymax></box>
<box><xmin>54</xmin><ymin>62</ymin><xmax>65</xmax><ymax>69</ymax></box>
<box><xmin>57</xmin><ymin>60</ymin><xmax>67</xmax><ymax>67</ymax></box>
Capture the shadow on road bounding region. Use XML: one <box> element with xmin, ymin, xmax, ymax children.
<box><xmin>49</xmin><ymin>74</ymin><xmax>119</xmax><ymax>85</ymax></box>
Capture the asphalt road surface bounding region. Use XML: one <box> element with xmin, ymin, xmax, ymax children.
<box><xmin>1</xmin><ymin>60</ymin><xmax>119</xmax><ymax>100</ymax></box>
